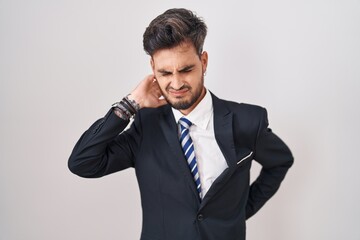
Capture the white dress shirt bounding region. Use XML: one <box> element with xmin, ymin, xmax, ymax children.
<box><xmin>172</xmin><ymin>90</ymin><xmax>228</xmax><ymax>199</ymax></box>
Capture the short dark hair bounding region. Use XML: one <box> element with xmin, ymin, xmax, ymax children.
<box><xmin>143</xmin><ymin>8</ymin><xmax>207</xmax><ymax>56</ymax></box>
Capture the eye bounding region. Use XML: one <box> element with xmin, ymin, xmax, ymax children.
<box><xmin>180</xmin><ymin>68</ymin><xmax>193</xmax><ymax>74</ymax></box>
<box><xmin>162</xmin><ymin>72</ymin><xmax>171</xmax><ymax>77</ymax></box>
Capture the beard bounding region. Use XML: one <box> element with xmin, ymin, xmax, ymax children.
<box><xmin>162</xmin><ymin>75</ymin><xmax>204</xmax><ymax>110</ymax></box>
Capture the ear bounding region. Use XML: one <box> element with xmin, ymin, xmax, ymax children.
<box><xmin>201</xmin><ymin>51</ymin><xmax>208</xmax><ymax>72</ymax></box>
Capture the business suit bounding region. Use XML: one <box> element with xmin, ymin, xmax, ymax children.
<box><xmin>68</xmin><ymin>92</ymin><xmax>294</xmax><ymax>240</ymax></box>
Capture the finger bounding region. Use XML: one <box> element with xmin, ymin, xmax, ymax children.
<box><xmin>151</xmin><ymin>82</ymin><xmax>162</xmax><ymax>95</ymax></box>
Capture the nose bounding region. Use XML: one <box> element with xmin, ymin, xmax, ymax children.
<box><xmin>170</xmin><ymin>75</ymin><xmax>184</xmax><ymax>90</ymax></box>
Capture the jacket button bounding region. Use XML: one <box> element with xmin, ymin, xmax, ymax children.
<box><xmin>197</xmin><ymin>214</ymin><xmax>204</xmax><ymax>221</ymax></box>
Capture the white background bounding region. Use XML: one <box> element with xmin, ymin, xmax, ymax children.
<box><xmin>1</xmin><ymin>0</ymin><xmax>359</xmax><ymax>239</ymax></box>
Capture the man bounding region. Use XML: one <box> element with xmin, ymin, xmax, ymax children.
<box><xmin>68</xmin><ymin>8</ymin><xmax>293</xmax><ymax>240</ymax></box>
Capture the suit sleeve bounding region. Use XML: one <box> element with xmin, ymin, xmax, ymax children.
<box><xmin>68</xmin><ymin>109</ymin><xmax>142</xmax><ymax>178</ymax></box>
<box><xmin>245</xmin><ymin>108</ymin><xmax>294</xmax><ymax>219</ymax></box>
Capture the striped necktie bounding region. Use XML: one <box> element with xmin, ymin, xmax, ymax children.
<box><xmin>178</xmin><ymin>117</ymin><xmax>202</xmax><ymax>199</ymax></box>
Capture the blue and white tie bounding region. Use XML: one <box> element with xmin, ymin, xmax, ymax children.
<box><xmin>178</xmin><ymin>117</ymin><xmax>201</xmax><ymax>199</ymax></box>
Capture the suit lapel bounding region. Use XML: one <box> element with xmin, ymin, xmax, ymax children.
<box><xmin>212</xmin><ymin>93</ymin><xmax>237</xmax><ymax>168</ymax></box>
<box><xmin>159</xmin><ymin>106</ymin><xmax>201</xmax><ymax>202</ymax></box>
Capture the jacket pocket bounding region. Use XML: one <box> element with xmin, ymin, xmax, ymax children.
<box><xmin>236</xmin><ymin>151</ymin><xmax>253</xmax><ymax>166</ymax></box>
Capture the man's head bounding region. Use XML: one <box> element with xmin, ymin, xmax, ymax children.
<box><xmin>143</xmin><ymin>8</ymin><xmax>208</xmax><ymax>115</ymax></box>
<box><xmin>143</xmin><ymin>8</ymin><xmax>207</xmax><ymax>57</ymax></box>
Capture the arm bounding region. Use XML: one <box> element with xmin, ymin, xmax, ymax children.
<box><xmin>246</xmin><ymin>108</ymin><xmax>294</xmax><ymax>219</ymax></box>
<box><xmin>68</xmin><ymin>110</ymin><xmax>139</xmax><ymax>178</ymax></box>
<box><xmin>68</xmin><ymin>75</ymin><xmax>167</xmax><ymax>178</ymax></box>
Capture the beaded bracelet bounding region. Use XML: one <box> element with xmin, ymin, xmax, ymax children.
<box><xmin>124</xmin><ymin>95</ymin><xmax>140</xmax><ymax>112</ymax></box>
<box><xmin>112</xmin><ymin>102</ymin><xmax>132</xmax><ymax>120</ymax></box>
<box><xmin>112</xmin><ymin>95</ymin><xmax>140</xmax><ymax>120</ymax></box>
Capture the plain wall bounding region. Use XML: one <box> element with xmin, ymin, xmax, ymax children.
<box><xmin>1</xmin><ymin>0</ymin><xmax>359</xmax><ymax>239</ymax></box>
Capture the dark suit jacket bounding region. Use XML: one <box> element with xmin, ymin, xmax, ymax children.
<box><xmin>68</xmin><ymin>93</ymin><xmax>293</xmax><ymax>240</ymax></box>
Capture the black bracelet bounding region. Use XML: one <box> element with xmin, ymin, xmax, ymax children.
<box><xmin>121</xmin><ymin>99</ymin><xmax>136</xmax><ymax>115</ymax></box>
<box><xmin>125</xmin><ymin>95</ymin><xmax>140</xmax><ymax>112</ymax></box>
<box><xmin>112</xmin><ymin>95</ymin><xmax>140</xmax><ymax>120</ymax></box>
<box><xmin>118</xmin><ymin>103</ymin><xmax>132</xmax><ymax>118</ymax></box>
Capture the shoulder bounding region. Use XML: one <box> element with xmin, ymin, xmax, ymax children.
<box><xmin>135</xmin><ymin>104</ymin><xmax>172</xmax><ymax>123</ymax></box>
<box><xmin>211</xmin><ymin>92</ymin><xmax>266</xmax><ymax>117</ymax></box>
<box><xmin>138</xmin><ymin>104</ymin><xmax>170</xmax><ymax>115</ymax></box>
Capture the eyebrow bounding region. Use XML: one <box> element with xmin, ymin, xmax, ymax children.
<box><xmin>178</xmin><ymin>64</ymin><xmax>195</xmax><ymax>72</ymax></box>
<box><xmin>157</xmin><ymin>64</ymin><xmax>195</xmax><ymax>74</ymax></box>
<box><xmin>157</xmin><ymin>69</ymin><xmax>172</xmax><ymax>75</ymax></box>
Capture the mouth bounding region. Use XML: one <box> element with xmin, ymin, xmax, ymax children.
<box><xmin>168</xmin><ymin>88</ymin><xmax>189</xmax><ymax>97</ymax></box>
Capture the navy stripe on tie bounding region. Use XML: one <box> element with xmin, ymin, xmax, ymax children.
<box><xmin>178</xmin><ymin>117</ymin><xmax>202</xmax><ymax>199</ymax></box>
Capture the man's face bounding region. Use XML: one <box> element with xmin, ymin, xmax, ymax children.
<box><xmin>151</xmin><ymin>42</ymin><xmax>208</xmax><ymax>114</ymax></box>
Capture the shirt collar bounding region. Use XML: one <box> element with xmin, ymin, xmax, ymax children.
<box><xmin>172</xmin><ymin>89</ymin><xmax>213</xmax><ymax>130</ymax></box>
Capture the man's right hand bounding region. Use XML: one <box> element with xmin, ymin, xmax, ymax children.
<box><xmin>127</xmin><ymin>74</ymin><xmax>167</xmax><ymax>109</ymax></box>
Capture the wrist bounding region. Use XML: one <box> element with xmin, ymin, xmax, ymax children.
<box><xmin>112</xmin><ymin>94</ymin><xmax>141</xmax><ymax>121</ymax></box>
<box><xmin>127</xmin><ymin>92</ymin><xmax>143</xmax><ymax>109</ymax></box>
